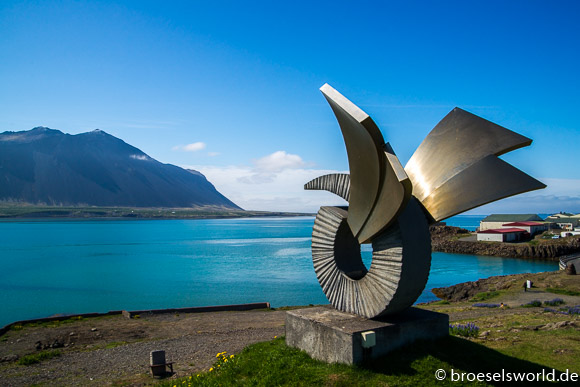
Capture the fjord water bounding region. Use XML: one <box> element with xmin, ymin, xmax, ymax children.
<box><xmin>0</xmin><ymin>216</ymin><xmax>556</xmax><ymax>327</ymax></box>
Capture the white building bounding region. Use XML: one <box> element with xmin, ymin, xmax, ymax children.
<box><xmin>502</xmin><ymin>221</ymin><xmax>547</xmax><ymax>236</ymax></box>
<box><xmin>480</xmin><ymin>214</ymin><xmax>543</xmax><ymax>231</ymax></box>
<box><xmin>477</xmin><ymin>228</ymin><xmax>528</xmax><ymax>242</ymax></box>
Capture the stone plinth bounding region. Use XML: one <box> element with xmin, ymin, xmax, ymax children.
<box><xmin>285</xmin><ymin>305</ymin><xmax>448</xmax><ymax>364</ymax></box>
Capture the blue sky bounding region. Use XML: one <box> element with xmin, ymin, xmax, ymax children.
<box><xmin>1</xmin><ymin>0</ymin><xmax>579</xmax><ymax>213</ymax></box>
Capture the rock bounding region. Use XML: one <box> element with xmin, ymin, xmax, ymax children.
<box><xmin>565</xmin><ymin>264</ymin><xmax>577</xmax><ymax>275</ymax></box>
<box><xmin>479</xmin><ymin>330</ymin><xmax>490</xmax><ymax>337</ymax></box>
<box><xmin>0</xmin><ymin>354</ymin><xmax>19</xmax><ymax>362</ymax></box>
<box><xmin>91</xmin><ymin>328</ymin><xmax>98</xmax><ymax>332</ymax></box>
<box><xmin>35</xmin><ymin>341</ymin><xmax>43</xmax><ymax>350</ymax></box>
<box><xmin>540</xmin><ymin>321</ymin><xmax>573</xmax><ymax>330</ymax></box>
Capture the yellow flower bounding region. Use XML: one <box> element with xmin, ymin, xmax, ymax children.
<box><xmin>230</xmin><ymin>355</ymin><xmax>234</xmax><ymax>358</ymax></box>
<box><xmin>224</xmin><ymin>358</ymin><xmax>228</xmax><ymax>362</ymax></box>
<box><xmin>274</xmin><ymin>336</ymin><xmax>277</xmax><ymax>339</ymax></box>
<box><xmin>209</xmin><ymin>367</ymin><xmax>214</xmax><ymax>372</ymax></box>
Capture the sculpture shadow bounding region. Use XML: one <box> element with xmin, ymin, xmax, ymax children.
<box><xmin>360</xmin><ymin>336</ymin><xmax>571</xmax><ymax>386</ymax></box>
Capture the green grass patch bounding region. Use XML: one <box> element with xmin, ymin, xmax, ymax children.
<box><xmin>18</xmin><ymin>350</ymin><xmax>61</xmax><ymax>365</ymax></box>
<box><xmin>157</xmin><ymin>335</ymin><xmax>577</xmax><ymax>387</ymax></box>
<box><xmin>430</xmin><ymin>300</ymin><xmax>451</xmax><ymax>305</ymax></box>
<box><xmin>470</xmin><ymin>291</ymin><xmax>500</xmax><ymax>302</ymax></box>
<box><xmin>103</xmin><ymin>341</ymin><xmax>127</xmax><ymax>349</ymax></box>
<box><xmin>546</xmin><ymin>287</ymin><xmax>580</xmax><ymax>296</ymax></box>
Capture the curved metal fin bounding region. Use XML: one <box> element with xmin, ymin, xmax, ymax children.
<box><xmin>320</xmin><ymin>84</ymin><xmax>411</xmax><ymax>243</ymax></box>
<box><xmin>357</xmin><ymin>144</ymin><xmax>412</xmax><ymax>243</ymax></box>
<box><xmin>305</xmin><ymin>173</ymin><xmax>351</xmax><ymax>201</ymax></box>
<box><xmin>421</xmin><ymin>155</ymin><xmax>546</xmax><ymax>221</ymax></box>
<box><xmin>405</xmin><ymin>107</ymin><xmax>543</xmax><ymax>221</ymax></box>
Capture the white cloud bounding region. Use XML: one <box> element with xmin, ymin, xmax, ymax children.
<box><xmin>254</xmin><ymin>151</ymin><xmax>306</xmax><ymax>172</ymax></box>
<box><xmin>173</xmin><ymin>142</ymin><xmax>207</xmax><ymax>152</ymax></box>
<box><xmin>206</xmin><ymin>165</ymin><xmax>348</xmax><ymax>212</ymax></box>
<box><xmin>207</xmin><ymin>152</ymin><xmax>220</xmax><ymax>157</ymax></box>
<box><xmin>185</xmin><ymin>151</ymin><xmax>347</xmax><ymax>212</ymax></box>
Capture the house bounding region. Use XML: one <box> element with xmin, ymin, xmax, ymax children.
<box><xmin>501</xmin><ymin>221</ymin><xmax>547</xmax><ymax>236</ymax></box>
<box><xmin>543</xmin><ymin>213</ymin><xmax>580</xmax><ymax>229</ymax></box>
<box><xmin>479</xmin><ymin>214</ymin><xmax>543</xmax><ymax>231</ymax></box>
<box><xmin>477</xmin><ymin>228</ymin><xmax>528</xmax><ymax>242</ymax></box>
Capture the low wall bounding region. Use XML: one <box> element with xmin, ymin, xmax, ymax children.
<box><xmin>0</xmin><ymin>302</ymin><xmax>270</xmax><ymax>337</ymax></box>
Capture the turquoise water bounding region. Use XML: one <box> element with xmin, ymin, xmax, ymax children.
<box><xmin>0</xmin><ymin>216</ymin><xmax>556</xmax><ymax>326</ymax></box>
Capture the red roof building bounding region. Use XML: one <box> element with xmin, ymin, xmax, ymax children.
<box><xmin>477</xmin><ymin>228</ymin><xmax>527</xmax><ymax>242</ymax></box>
<box><xmin>502</xmin><ymin>221</ymin><xmax>547</xmax><ymax>236</ymax></box>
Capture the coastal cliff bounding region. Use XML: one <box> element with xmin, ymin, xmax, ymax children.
<box><xmin>430</xmin><ymin>225</ymin><xmax>580</xmax><ymax>261</ymax></box>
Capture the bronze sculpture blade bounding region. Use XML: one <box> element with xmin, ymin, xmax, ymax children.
<box><xmin>405</xmin><ymin>107</ymin><xmax>542</xmax><ymax>221</ymax></box>
<box><xmin>421</xmin><ymin>155</ymin><xmax>546</xmax><ymax>221</ymax></box>
<box><xmin>320</xmin><ymin>84</ymin><xmax>411</xmax><ymax>243</ymax></box>
<box><xmin>358</xmin><ymin>143</ymin><xmax>412</xmax><ymax>243</ymax></box>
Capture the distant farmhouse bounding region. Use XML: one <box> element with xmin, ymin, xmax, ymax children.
<box><xmin>544</xmin><ymin>212</ymin><xmax>580</xmax><ymax>237</ymax></box>
<box><xmin>477</xmin><ymin>214</ymin><xmax>547</xmax><ymax>242</ymax></box>
<box><xmin>543</xmin><ymin>212</ymin><xmax>580</xmax><ymax>231</ymax></box>
<box><xmin>479</xmin><ymin>214</ymin><xmax>544</xmax><ymax>231</ymax></box>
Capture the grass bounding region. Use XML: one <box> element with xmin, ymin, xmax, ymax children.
<box><xmin>17</xmin><ymin>350</ymin><xmax>61</xmax><ymax>365</ymax></box>
<box><xmin>547</xmin><ymin>287</ymin><xmax>580</xmax><ymax>297</ymax></box>
<box><xmin>430</xmin><ymin>300</ymin><xmax>450</xmax><ymax>305</ymax></box>
<box><xmin>157</xmin><ymin>334</ymin><xmax>579</xmax><ymax>387</ymax></box>
<box><xmin>103</xmin><ymin>341</ymin><xmax>127</xmax><ymax>349</ymax></box>
<box><xmin>470</xmin><ymin>291</ymin><xmax>500</xmax><ymax>302</ymax></box>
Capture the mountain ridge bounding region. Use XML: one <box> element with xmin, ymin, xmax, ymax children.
<box><xmin>0</xmin><ymin>127</ymin><xmax>241</xmax><ymax>209</ymax></box>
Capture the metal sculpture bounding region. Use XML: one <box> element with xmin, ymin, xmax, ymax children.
<box><xmin>307</xmin><ymin>84</ymin><xmax>546</xmax><ymax>318</ymax></box>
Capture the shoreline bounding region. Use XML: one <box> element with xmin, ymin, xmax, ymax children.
<box><xmin>431</xmin><ymin>224</ymin><xmax>580</xmax><ymax>260</ymax></box>
<box><xmin>0</xmin><ymin>204</ymin><xmax>314</xmax><ymax>219</ymax></box>
<box><xmin>2</xmin><ymin>270</ymin><xmax>573</xmax><ymax>335</ymax></box>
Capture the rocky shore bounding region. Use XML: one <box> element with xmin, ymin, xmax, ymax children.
<box><xmin>430</xmin><ymin>225</ymin><xmax>580</xmax><ymax>260</ymax></box>
<box><xmin>431</xmin><ymin>270</ymin><xmax>579</xmax><ymax>302</ymax></box>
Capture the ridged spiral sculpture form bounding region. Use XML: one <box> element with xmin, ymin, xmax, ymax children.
<box><xmin>307</xmin><ymin>84</ymin><xmax>546</xmax><ymax>318</ymax></box>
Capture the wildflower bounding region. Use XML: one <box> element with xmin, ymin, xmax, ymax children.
<box><xmin>209</xmin><ymin>367</ymin><xmax>214</xmax><ymax>372</ymax></box>
<box><xmin>230</xmin><ymin>355</ymin><xmax>234</xmax><ymax>358</ymax></box>
<box><xmin>224</xmin><ymin>358</ymin><xmax>228</xmax><ymax>362</ymax></box>
<box><xmin>274</xmin><ymin>335</ymin><xmax>277</xmax><ymax>338</ymax></box>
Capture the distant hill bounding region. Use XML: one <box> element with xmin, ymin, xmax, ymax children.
<box><xmin>0</xmin><ymin>127</ymin><xmax>241</xmax><ymax>209</ymax></box>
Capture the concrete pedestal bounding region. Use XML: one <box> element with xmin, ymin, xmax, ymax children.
<box><xmin>285</xmin><ymin>305</ymin><xmax>449</xmax><ymax>364</ymax></box>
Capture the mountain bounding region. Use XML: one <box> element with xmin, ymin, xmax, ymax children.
<box><xmin>0</xmin><ymin>127</ymin><xmax>241</xmax><ymax>209</ymax></box>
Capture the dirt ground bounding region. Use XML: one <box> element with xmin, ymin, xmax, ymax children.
<box><xmin>0</xmin><ymin>308</ymin><xmax>287</xmax><ymax>386</ymax></box>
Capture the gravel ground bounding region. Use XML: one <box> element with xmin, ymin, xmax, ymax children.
<box><xmin>0</xmin><ymin>309</ymin><xmax>287</xmax><ymax>386</ymax></box>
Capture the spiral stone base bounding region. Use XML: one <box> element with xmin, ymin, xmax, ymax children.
<box><xmin>312</xmin><ymin>198</ymin><xmax>432</xmax><ymax>318</ymax></box>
